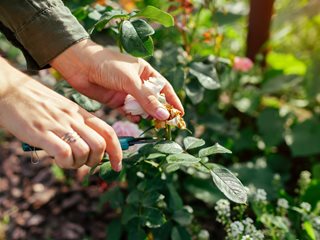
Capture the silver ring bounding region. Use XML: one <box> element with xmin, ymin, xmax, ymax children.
<box><xmin>61</xmin><ymin>131</ymin><xmax>80</xmax><ymax>143</ymax></box>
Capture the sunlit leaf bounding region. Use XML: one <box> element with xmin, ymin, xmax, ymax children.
<box><xmin>183</xmin><ymin>137</ymin><xmax>205</xmax><ymax>150</ymax></box>
<box><xmin>189</xmin><ymin>62</ymin><xmax>220</xmax><ymax>90</ymax></box>
<box><xmin>198</xmin><ymin>143</ymin><xmax>232</xmax><ymax>157</ymax></box>
<box><xmin>135</xmin><ymin>6</ymin><xmax>174</xmax><ymax>27</ymax></box>
<box><xmin>120</xmin><ymin>20</ymin><xmax>154</xmax><ymax>57</ymax></box>
<box><xmin>154</xmin><ymin>141</ymin><xmax>183</xmax><ymax>154</ymax></box>
<box><xmin>205</xmin><ymin>163</ymin><xmax>247</xmax><ymax>204</ymax></box>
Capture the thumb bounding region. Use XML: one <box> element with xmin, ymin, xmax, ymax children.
<box><xmin>129</xmin><ymin>82</ymin><xmax>170</xmax><ymax>121</ymax></box>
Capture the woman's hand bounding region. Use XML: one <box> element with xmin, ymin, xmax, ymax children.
<box><xmin>0</xmin><ymin>59</ymin><xmax>122</xmax><ymax>171</ymax></box>
<box><xmin>50</xmin><ymin>39</ymin><xmax>184</xmax><ymax>121</ymax></box>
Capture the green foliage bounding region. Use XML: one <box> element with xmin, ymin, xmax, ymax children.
<box><xmin>20</xmin><ymin>0</ymin><xmax>318</xmax><ymax>238</ymax></box>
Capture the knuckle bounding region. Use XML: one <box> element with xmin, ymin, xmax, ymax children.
<box><xmin>91</xmin><ymin>138</ymin><xmax>106</xmax><ymax>153</ymax></box>
<box><xmin>75</xmin><ymin>143</ymin><xmax>90</xmax><ymax>159</ymax></box>
<box><xmin>55</xmin><ymin>145</ymin><xmax>72</xmax><ymax>159</ymax></box>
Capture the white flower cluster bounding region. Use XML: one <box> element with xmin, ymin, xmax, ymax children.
<box><xmin>230</xmin><ymin>221</ymin><xmax>244</xmax><ymax>238</ymax></box>
<box><xmin>300</xmin><ymin>202</ymin><xmax>311</xmax><ymax>212</ymax></box>
<box><xmin>241</xmin><ymin>235</ymin><xmax>253</xmax><ymax>240</ymax></box>
<box><xmin>313</xmin><ymin>216</ymin><xmax>320</xmax><ymax>231</ymax></box>
<box><xmin>277</xmin><ymin>198</ymin><xmax>289</xmax><ymax>209</ymax></box>
<box><xmin>227</xmin><ymin>218</ymin><xmax>264</xmax><ymax>240</ymax></box>
<box><xmin>215</xmin><ymin>199</ymin><xmax>231</xmax><ymax>218</ymax></box>
<box><xmin>298</xmin><ymin>171</ymin><xmax>311</xmax><ymax>194</ymax></box>
<box><xmin>254</xmin><ymin>189</ymin><xmax>267</xmax><ymax>202</ymax></box>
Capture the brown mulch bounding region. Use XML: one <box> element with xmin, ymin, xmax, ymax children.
<box><xmin>0</xmin><ymin>137</ymin><xmax>116</xmax><ymax>240</ymax></box>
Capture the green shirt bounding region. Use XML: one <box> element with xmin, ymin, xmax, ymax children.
<box><xmin>0</xmin><ymin>0</ymin><xmax>89</xmax><ymax>70</ymax></box>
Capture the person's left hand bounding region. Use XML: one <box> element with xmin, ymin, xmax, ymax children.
<box><xmin>51</xmin><ymin>39</ymin><xmax>184</xmax><ymax>122</ymax></box>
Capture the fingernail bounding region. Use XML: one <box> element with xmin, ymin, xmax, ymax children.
<box><xmin>155</xmin><ymin>108</ymin><xmax>170</xmax><ymax>120</ymax></box>
<box><xmin>115</xmin><ymin>162</ymin><xmax>122</xmax><ymax>172</ymax></box>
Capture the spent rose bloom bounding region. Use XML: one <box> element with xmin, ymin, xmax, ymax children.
<box><xmin>233</xmin><ymin>57</ymin><xmax>254</xmax><ymax>72</ymax></box>
<box><xmin>124</xmin><ymin>77</ymin><xmax>186</xmax><ymax>129</ymax></box>
<box><xmin>112</xmin><ymin>121</ymin><xmax>143</xmax><ymax>137</ymax></box>
<box><xmin>124</xmin><ymin>77</ymin><xmax>166</xmax><ymax>119</ymax></box>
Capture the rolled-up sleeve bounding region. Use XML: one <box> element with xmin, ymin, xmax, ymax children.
<box><xmin>0</xmin><ymin>0</ymin><xmax>89</xmax><ymax>69</ymax></box>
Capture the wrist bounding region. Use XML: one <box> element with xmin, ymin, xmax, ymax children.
<box><xmin>50</xmin><ymin>39</ymin><xmax>102</xmax><ymax>82</ymax></box>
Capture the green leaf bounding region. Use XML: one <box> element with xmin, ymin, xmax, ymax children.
<box><xmin>303</xmin><ymin>221</ymin><xmax>316</xmax><ymax>240</ymax></box>
<box><xmin>167</xmin><ymin>183</ymin><xmax>183</xmax><ymax>211</ymax></box>
<box><xmin>198</xmin><ymin>143</ymin><xmax>232</xmax><ymax>157</ymax></box>
<box><xmin>122</xmin><ymin>205</ymin><xmax>139</xmax><ymax>224</ymax></box>
<box><xmin>154</xmin><ymin>141</ymin><xmax>183</xmax><ymax>154</ymax></box>
<box><xmin>172</xmin><ymin>208</ymin><xmax>193</xmax><ymax>226</ymax></box>
<box><xmin>189</xmin><ymin>62</ymin><xmax>220</xmax><ymax>90</ymax></box>
<box><xmin>128</xmin><ymin>226</ymin><xmax>147</xmax><ymax>240</ymax></box>
<box><xmin>289</xmin><ymin>118</ymin><xmax>320</xmax><ymax>157</ymax></box>
<box><xmin>135</xmin><ymin>6</ymin><xmax>174</xmax><ymax>27</ymax></box>
<box><xmin>185</xmin><ymin>80</ymin><xmax>204</xmax><ymax>105</ymax></box>
<box><xmin>143</xmin><ymin>207</ymin><xmax>166</xmax><ymax>228</ymax></box>
<box><xmin>260</xmin><ymin>214</ymin><xmax>289</xmax><ymax>231</ymax></box>
<box><xmin>98</xmin><ymin>186</ymin><xmax>124</xmax><ymax>210</ymax></box>
<box><xmin>164</xmin><ymin>153</ymin><xmax>200</xmax><ymax>173</ymax></box>
<box><xmin>183</xmin><ymin>137</ymin><xmax>205</xmax><ymax>150</ymax></box>
<box><xmin>89</xmin><ymin>9</ymin><xmax>128</xmax><ymax>33</ymax></box>
<box><xmin>257</xmin><ymin>108</ymin><xmax>284</xmax><ymax>147</ymax></box>
<box><xmin>166</xmin><ymin>153</ymin><xmax>200</xmax><ymax>164</ymax></box>
<box><xmin>261</xmin><ymin>75</ymin><xmax>303</xmax><ymax>94</ymax></box>
<box><xmin>71</xmin><ymin>93</ymin><xmax>102</xmax><ymax>112</ymax></box>
<box><xmin>166</xmin><ymin>66</ymin><xmax>185</xmax><ymax>92</ymax></box>
<box><xmin>99</xmin><ymin>162</ymin><xmax>120</xmax><ymax>182</ymax></box>
<box><xmin>131</xmin><ymin>19</ymin><xmax>155</xmax><ymax>37</ymax></box>
<box><xmin>206</xmin><ymin>163</ymin><xmax>247</xmax><ymax>204</ymax></box>
<box><xmin>120</xmin><ymin>20</ymin><xmax>154</xmax><ymax>57</ymax></box>
<box><xmin>171</xmin><ymin>226</ymin><xmax>191</xmax><ymax>240</ymax></box>
<box><xmin>106</xmin><ymin>219</ymin><xmax>122</xmax><ymax>240</ymax></box>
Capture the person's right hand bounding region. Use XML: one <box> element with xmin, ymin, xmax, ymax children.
<box><xmin>0</xmin><ymin>59</ymin><xmax>123</xmax><ymax>171</ymax></box>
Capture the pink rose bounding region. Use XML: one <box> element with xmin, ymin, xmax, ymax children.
<box><xmin>233</xmin><ymin>57</ymin><xmax>254</xmax><ymax>72</ymax></box>
<box><xmin>112</xmin><ymin>121</ymin><xmax>143</xmax><ymax>137</ymax></box>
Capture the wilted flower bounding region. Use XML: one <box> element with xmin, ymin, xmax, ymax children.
<box><xmin>254</xmin><ymin>189</ymin><xmax>267</xmax><ymax>202</ymax></box>
<box><xmin>155</xmin><ymin>103</ymin><xmax>186</xmax><ymax>130</ymax></box>
<box><xmin>112</xmin><ymin>121</ymin><xmax>143</xmax><ymax>137</ymax></box>
<box><xmin>124</xmin><ymin>77</ymin><xmax>186</xmax><ymax>129</ymax></box>
<box><xmin>300</xmin><ymin>202</ymin><xmax>311</xmax><ymax>212</ymax></box>
<box><xmin>277</xmin><ymin>198</ymin><xmax>289</xmax><ymax>209</ymax></box>
<box><xmin>233</xmin><ymin>57</ymin><xmax>254</xmax><ymax>72</ymax></box>
<box><xmin>124</xmin><ymin>77</ymin><xmax>166</xmax><ymax>119</ymax></box>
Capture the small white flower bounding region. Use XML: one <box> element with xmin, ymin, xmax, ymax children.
<box><xmin>300</xmin><ymin>202</ymin><xmax>311</xmax><ymax>212</ymax></box>
<box><xmin>215</xmin><ymin>199</ymin><xmax>231</xmax><ymax>218</ymax></box>
<box><xmin>277</xmin><ymin>198</ymin><xmax>289</xmax><ymax>209</ymax></box>
<box><xmin>241</xmin><ymin>235</ymin><xmax>253</xmax><ymax>240</ymax></box>
<box><xmin>254</xmin><ymin>189</ymin><xmax>267</xmax><ymax>202</ymax></box>
<box><xmin>313</xmin><ymin>216</ymin><xmax>320</xmax><ymax>230</ymax></box>
<box><xmin>124</xmin><ymin>77</ymin><xmax>166</xmax><ymax>118</ymax></box>
<box><xmin>230</xmin><ymin>221</ymin><xmax>244</xmax><ymax>237</ymax></box>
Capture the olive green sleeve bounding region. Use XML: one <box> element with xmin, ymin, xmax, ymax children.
<box><xmin>0</xmin><ymin>0</ymin><xmax>89</xmax><ymax>69</ymax></box>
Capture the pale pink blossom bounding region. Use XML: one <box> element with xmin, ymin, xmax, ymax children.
<box><xmin>233</xmin><ymin>57</ymin><xmax>254</xmax><ymax>72</ymax></box>
<box><xmin>123</xmin><ymin>77</ymin><xmax>166</xmax><ymax>118</ymax></box>
<box><xmin>112</xmin><ymin>121</ymin><xmax>143</xmax><ymax>137</ymax></box>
